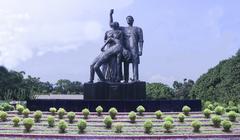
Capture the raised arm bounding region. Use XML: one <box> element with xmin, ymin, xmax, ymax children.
<box><xmin>109</xmin><ymin>9</ymin><xmax>114</xmax><ymax>27</ymax></box>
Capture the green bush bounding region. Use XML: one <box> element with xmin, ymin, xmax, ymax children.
<box><xmin>203</xmin><ymin>101</ymin><xmax>211</xmax><ymax>109</ymax></box>
<box><xmin>0</xmin><ymin>111</ymin><xmax>8</xmax><ymax>121</ymax></box>
<box><xmin>33</xmin><ymin>110</ymin><xmax>42</xmax><ymax>123</ymax></box>
<box><xmin>67</xmin><ymin>112</ymin><xmax>75</xmax><ymax>123</ymax></box>
<box><xmin>16</xmin><ymin>104</ymin><xmax>24</xmax><ymax>115</ymax></box>
<box><xmin>221</xmin><ymin>120</ymin><xmax>232</xmax><ymax>132</ymax></box>
<box><xmin>77</xmin><ymin>119</ymin><xmax>87</xmax><ymax>133</ymax></box>
<box><xmin>1</xmin><ymin>103</ymin><xmax>14</xmax><ymax>111</ymax></box>
<box><xmin>164</xmin><ymin>116</ymin><xmax>174</xmax><ymax>123</ymax></box>
<box><xmin>47</xmin><ymin>115</ymin><xmax>55</xmax><ymax>127</ymax></box>
<box><xmin>23</xmin><ymin>118</ymin><xmax>34</xmax><ymax>132</ymax></box>
<box><xmin>82</xmin><ymin>108</ymin><xmax>90</xmax><ymax>119</ymax></box>
<box><xmin>49</xmin><ymin>107</ymin><xmax>57</xmax><ymax>116</ymax></box>
<box><xmin>103</xmin><ymin>116</ymin><xmax>112</xmax><ymax>128</ymax></box>
<box><xmin>12</xmin><ymin>116</ymin><xmax>21</xmax><ymax>127</ymax></box>
<box><xmin>214</xmin><ymin>106</ymin><xmax>225</xmax><ymax>115</ymax></box>
<box><xmin>144</xmin><ymin>120</ymin><xmax>153</xmax><ymax>134</ymax></box>
<box><xmin>22</xmin><ymin>109</ymin><xmax>30</xmax><ymax>118</ymax></box>
<box><xmin>227</xmin><ymin>111</ymin><xmax>238</xmax><ymax>122</ymax></box>
<box><xmin>58</xmin><ymin>120</ymin><xmax>68</xmax><ymax>133</ymax></box>
<box><xmin>57</xmin><ymin>108</ymin><xmax>66</xmax><ymax>119</ymax></box>
<box><xmin>178</xmin><ymin>113</ymin><xmax>185</xmax><ymax>122</ymax></box>
<box><xmin>96</xmin><ymin>106</ymin><xmax>103</xmax><ymax>116</ymax></box>
<box><xmin>211</xmin><ymin>115</ymin><xmax>222</xmax><ymax>127</ymax></box>
<box><xmin>191</xmin><ymin>120</ymin><xmax>201</xmax><ymax>132</ymax></box>
<box><xmin>182</xmin><ymin>105</ymin><xmax>191</xmax><ymax>116</ymax></box>
<box><xmin>108</xmin><ymin>107</ymin><xmax>118</xmax><ymax>119</ymax></box>
<box><xmin>226</xmin><ymin>106</ymin><xmax>238</xmax><ymax>113</ymax></box>
<box><xmin>114</xmin><ymin>122</ymin><xmax>123</xmax><ymax>133</ymax></box>
<box><xmin>128</xmin><ymin>111</ymin><xmax>137</xmax><ymax>123</ymax></box>
<box><xmin>163</xmin><ymin>121</ymin><xmax>173</xmax><ymax>133</ymax></box>
<box><xmin>154</xmin><ymin>110</ymin><xmax>163</xmax><ymax>119</ymax></box>
<box><xmin>207</xmin><ymin>104</ymin><xmax>214</xmax><ymax>111</ymax></box>
<box><xmin>203</xmin><ymin>108</ymin><xmax>212</xmax><ymax>118</ymax></box>
<box><xmin>136</xmin><ymin>105</ymin><xmax>145</xmax><ymax>116</ymax></box>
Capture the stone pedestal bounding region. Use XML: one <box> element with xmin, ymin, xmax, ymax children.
<box><xmin>84</xmin><ymin>81</ymin><xmax>146</xmax><ymax>100</ymax></box>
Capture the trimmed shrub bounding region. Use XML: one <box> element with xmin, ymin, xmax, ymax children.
<box><xmin>22</xmin><ymin>109</ymin><xmax>30</xmax><ymax>118</ymax></box>
<box><xmin>211</xmin><ymin>115</ymin><xmax>222</xmax><ymax>127</ymax></box>
<box><xmin>1</xmin><ymin>103</ymin><xmax>14</xmax><ymax>111</ymax></box>
<box><xmin>204</xmin><ymin>101</ymin><xmax>211</xmax><ymax>109</ymax></box>
<box><xmin>155</xmin><ymin>110</ymin><xmax>163</xmax><ymax>119</ymax></box>
<box><xmin>108</xmin><ymin>107</ymin><xmax>118</xmax><ymax>119</ymax></box>
<box><xmin>77</xmin><ymin>119</ymin><xmax>87</xmax><ymax>133</ymax></box>
<box><xmin>57</xmin><ymin>108</ymin><xmax>66</xmax><ymax>119</ymax></box>
<box><xmin>164</xmin><ymin>116</ymin><xmax>174</xmax><ymax>123</ymax></box>
<box><xmin>182</xmin><ymin>106</ymin><xmax>191</xmax><ymax>116</ymax></box>
<box><xmin>104</xmin><ymin>116</ymin><xmax>112</xmax><ymax>128</ymax></box>
<box><xmin>96</xmin><ymin>106</ymin><xmax>103</xmax><ymax>116</ymax></box>
<box><xmin>136</xmin><ymin>105</ymin><xmax>145</xmax><ymax>116</ymax></box>
<box><xmin>67</xmin><ymin>112</ymin><xmax>76</xmax><ymax>123</ymax></box>
<box><xmin>33</xmin><ymin>110</ymin><xmax>42</xmax><ymax>123</ymax></box>
<box><xmin>12</xmin><ymin>116</ymin><xmax>21</xmax><ymax>127</ymax></box>
<box><xmin>144</xmin><ymin>120</ymin><xmax>153</xmax><ymax>134</ymax></box>
<box><xmin>203</xmin><ymin>108</ymin><xmax>212</xmax><ymax>118</ymax></box>
<box><xmin>227</xmin><ymin>111</ymin><xmax>238</xmax><ymax>122</ymax></box>
<box><xmin>214</xmin><ymin>106</ymin><xmax>225</xmax><ymax>115</ymax></box>
<box><xmin>221</xmin><ymin>120</ymin><xmax>232</xmax><ymax>132</ymax></box>
<box><xmin>58</xmin><ymin>120</ymin><xmax>68</xmax><ymax>133</ymax></box>
<box><xmin>114</xmin><ymin>122</ymin><xmax>123</xmax><ymax>133</ymax></box>
<box><xmin>128</xmin><ymin>111</ymin><xmax>137</xmax><ymax>123</ymax></box>
<box><xmin>226</xmin><ymin>106</ymin><xmax>238</xmax><ymax>113</ymax></box>
<box><xmin>82</xmin><ymin>108</ymin><xmax>90</xmax><ymax>119</ymax></box>
<box><xmin>0</xmin><ymin>111</ymin><xmax>8</xmax><ymax>121</ymax></box>
<box><xmin>23</xmin><ymin>118</ymin><xmax>34</xmax><ymax>132</ymax></box>
<box><xmin>207</xmin><ymin>104</ymin><xmax>214</xmax><ymax>111</ymax></box>
<box><xmin>191</xmin><ymin>120</ymin><xmax>201</xmax><ymax>132</ymax></box>
<box><xmin>163</xmin><ymin>121</ymin><xmax>173</xmax><ymax>133</ymax></box>
<box><xmin>49</xmin><ymin>107</ymin><xmax>57</xmax><ymax>116</ymax></box>
<box><xmin>16</xmin><ymin>104</ymin><xmax>24</xmax><ymax>115</ymax></box>
<box><xmin>47</xmin><ymin>115</ymin><xmax>55</xmax><ymax>127</ymax></box>
<box><xmin>178</xmin><ymin>113</ymin><xmax>185</xmax><ymax>122</ymax></box>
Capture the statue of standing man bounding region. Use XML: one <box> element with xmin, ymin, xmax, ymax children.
<box><xmin>110</xmin><ymin>9</ymin><xmax>144</xmax><ymax>82</ymax></box>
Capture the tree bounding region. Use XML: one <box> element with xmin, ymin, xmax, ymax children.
<box><xmin>173</xmin><ymin>79</ymin><xmax>194</xmax><ymax>99</ymax></box>
<box><xmin>146</xmin><ymin>83</ymin><xmax>174</xmax><ymax>100</ymax></box>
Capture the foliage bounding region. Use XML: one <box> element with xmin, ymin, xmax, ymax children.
<box><xmin>191</xmin><ymin>120</ymin><xmax>201</xmax><ymax>132</ymax></box>
<box><xmin>211</xmin><ymin>115</ymin><xmax>222</xmax><ymax>127</ymax></box>
<box><xmin>54</xmin><ymin>79</ymin><xmax>83</xmax><ymax>94</ymax></box>
<box><xmin>190</xmin><ymin>51</ymin><xmax>240</xmax><ymax>104</ymax></box>
<box><xmin>47</xmin><ymin>115</ymin><xmax>55</xmax><ymax>127</ymax></box>
<box><xmin>203</xmin><ymin>108</ymin><xmax>212</xmax><ymax>118</ymax></box>
<box><xmin>16</xmin><ymin>104</ymin><xmax>24</xmax><ymax>115</ymax></box>
<box><xmin>67</xmin><ymin>112</ymin><xmax>75</xmax><ymax>123</ymax></box>
<box><xmin>114</xmin><ymin>122</ymin><xmax>123</xmax><ymax>133</ymax></box>
<box><xmin>57</xmin><ymin>108</ymin><xmax>66</xmax><ymax>119</ymax></box>
<box><xmin>103</xmin><ymin>116</ymin><xmax>112</xmax><ymax>128</ymax></box>
<box><xmin>0</xmin><ymin>111</ymin><xmax>8</xmax><ymax>121</ymax></box>
<box><xmin>182</xmin><ymin>105</ymin><xmax>191</xmax><ymax>116</ymax></box>
<box><xmin>82</xmin><ymin>108</ymin><xmax>90</xmax><ymax>119</ymax></box>
<box><xmin>23</xmin><ymin>108</ymin><xmax>30</xmax><ymax>118</ymax></box>
<box><xmin>12</xmin><ymin>116</ymin><xmax>21</xmax><ymax>127</ymax></box>
<box><xmin>173</xmin><ymin>79</ymin><xmax>194</xmax><ymax>99</ymax></box>
<box><xmin>164</xmin><ymin>116</ymin><xmax>174</xmax><ymax>123</ymax></box>
<box><xmin>178</xmin><ymin>113</ymin><xmax>185</xmax><ymax>122</ymax></box>
<box><xmin>128</xmin><ymin>111</ymin><xmax>137</xmax><ymax>123</ymax></box>
<box><xmin>33</xmin><ymin>110</ymin><xmax>42</xmax><ymax>122</ymax></box>
<box><xmin>136</xmin><ymin>105</ymin><xmax>145</xmax><ymax>116</ymax></box>
<box><xmin>221</xmin><ymin>120</ymin><xmax>232</xmax><ymax>132</ymax></box>
<box><xmin>154</xmin><ymin>110</ymin><xmax>163</xmax><ymax>119</ymax></box>
<box><xmin>108</xmin><ymin>107</ymin><xmax>118</xmax><ymax>119</ymax></box>
<box><xmin>58</xmin><ymin>120</ymin><xmax>68</xmax><ymax>133</ymax></box>
<box><xmin>214</xmin><ymin>106</ymin><xmax>225</xmax><ymax>115</ymax></box>
<box><xmin>227</xmin><ymin>111</ymin><xmax>238</xmax><ymax>122</ymax></box>
<box><xmin>23</xmin><ymin>118</ymin><xmax>34</xmax><ymax>132</ymax></box>
<box><xmin>49</xmin><ymin>107</ymin><xmax>57</xmax><ymax>116</ymax></box>
<box><xmin>0</xmin><ymin>103</ymin><xmax>14</xmax><ymax>111</ymax></box>
<box><xmin>146</xmin><ymin>83</ymin><xmax>174</xmax><ymax>100</ymax></box>
<box><xmin>144</xmin><ymin>120</ymin><xmax>153</xmax><ymax>134</ymax></box>
<box><xmin>163</xmin><ymin>121</ymin><xmax>173</xmax><ymax>133</ymax></box>
<box><xmin>77</xmin><ymin>119</ymin><xmax>87</xmax><ymax>133</ymax></box>
<box><xmin>96</xmin><ymin>106</ymin><xmax>103</xmax><ymax>116</ymax></box>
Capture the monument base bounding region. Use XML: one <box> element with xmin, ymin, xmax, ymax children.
<box><xmin>83</xmin><ymin>81</ymin><xmax>146</xmax><ymax>100</ymax></box>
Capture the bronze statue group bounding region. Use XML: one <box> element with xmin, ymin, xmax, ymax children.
<box><xmin>89</xmin><ymin>9</ymin><xmax>144</xmax><ymax>83</ymax></box>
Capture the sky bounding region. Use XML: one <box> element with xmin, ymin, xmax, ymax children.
<box><xmin>0</xmin><ymin>0</ymin><xmax>239</xmax><ymax>86</ymax></box>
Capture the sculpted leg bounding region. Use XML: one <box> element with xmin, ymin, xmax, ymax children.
<box><xmin>124</xmin><ymin>62</ymin><xmax>129</xmax><ymax>83</ymax></box>
<box><xmin>132</xmin><ymin>63</ymin><xmax>139</xmax><ymax>81</ymax></box>
<box><xmin>94</xmin><ymin>62</ymin><xmax>106</xmax><ymax>82</ymax></box>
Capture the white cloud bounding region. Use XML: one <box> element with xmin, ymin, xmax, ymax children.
<box><xmin>0</xmin><ymin>0</ymin><xmax>134</xmax><ymax>68</ymax></box>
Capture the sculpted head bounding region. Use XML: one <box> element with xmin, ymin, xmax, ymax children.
<box><xmin>110</xmin><ymin>22</ymin><xmax>119</xmax><ymax>30</ymax></box>
<box><xmin>126</xmin><ymin>15</ymin><xmax>134</xmax><ymax>26</ymax></box>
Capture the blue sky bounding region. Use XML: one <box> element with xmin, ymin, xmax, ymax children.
<box><xmin>0</xmin><ymin>0</ymin><xmax>239</xmax><ymax>86</ymax></box>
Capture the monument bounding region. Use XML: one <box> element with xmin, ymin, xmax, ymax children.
<box><xmin>84</xmin><ymin>9</ymin><xmax>146</xmax><ymax>100</ymax></box>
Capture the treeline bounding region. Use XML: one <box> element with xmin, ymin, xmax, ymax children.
<box><xmin>0</xmin><ymin>66</ymin><xmax>83</xmax><ymax>100</ymax></box>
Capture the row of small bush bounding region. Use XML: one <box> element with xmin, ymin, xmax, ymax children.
<box><xmin>203</xmin><ymin>101</ymin><xmax>240</xmax><ymax>113</ymax></box>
